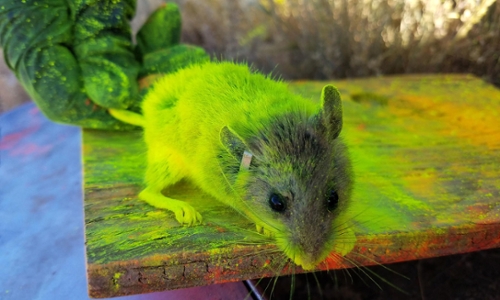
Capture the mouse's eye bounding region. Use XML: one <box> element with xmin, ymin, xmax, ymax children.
<box><xmin>269</xmin><ymin>193</ymin><xmax>286</xmax><ymax>212</ymax></box>
<box><xmin>327</xmin><ymin>190</ymin><xmax>339</xmax><ymax>212</ymax></box>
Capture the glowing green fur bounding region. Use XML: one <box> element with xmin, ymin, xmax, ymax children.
<box><xmin>110</xmin><ymin>61</ymin><xmax>355</xmax><ymax>270</ymax></box>
<box><xmin>140</xmin><ymin>62</ymin><xmax>316</xmax><ymax>224</ymax></box>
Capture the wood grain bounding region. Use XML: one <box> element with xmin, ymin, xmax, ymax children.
<box><xmin>83</xmin><ymin>74</ymin><xmax>500</xmax><ymax>298</ymax></box>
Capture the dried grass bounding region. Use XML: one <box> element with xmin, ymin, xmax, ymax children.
<box><xmin>168</xmin><ymin>0</ymin><xmax>500</xmax><ymax>85</ymax></box>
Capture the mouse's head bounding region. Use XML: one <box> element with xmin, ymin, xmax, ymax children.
<box><xmin>219</xmin><ymin>85</ymin><xmax>354</xmax><ymax>270</ymax></box>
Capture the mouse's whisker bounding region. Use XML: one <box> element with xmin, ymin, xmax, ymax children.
<box><xmin>327</xmin><ymin>262</ymin><xmax>353</xmax><ymax>285</ymax></box>
<box><xmin>254</xmin><ymin>276</ymin><xmax>269</xmax><ymax>296</ymax></box>
<box><xmin>242</xmin><ymin>248</ymin><xmax>282</xmax><ymax>258</ymax></box>
<box><xmin>338</xmin><ymin>256</ymin><xmax>375</xmax><ymax>288</ymax></box>
<box><xmin>310</xmin><ymin>271</ymin><xmax>323</xmax><ymax>299</ymax></box>
<box><xmin>289</xmin><ymin>269</ymin><xmax>296</xmax><ymax>300</ymax></box>
<box><xmin>251</xmin><ymin>255</ymin><xmax>288</xmax><ymax>299</ymax></box>
<box><xmin>343</xmin><ymin>267</ymin><xmax>354</xmax><ymax>285</ymax></box>
<box><xmin>328</xmin><ymin>252</ymin><xmax>363</xmax><ymax>275</ymax></box>
<box><xmin>332</xmin><ymin>252</ymin><xmax>408</xmax><ymax>294</ymax></box>
<box><xmin>304</xmin><ymin>272</ymin><xmax>311</xmax><ymax>300</ymax></box>
<box><xmin>269</xmin><ymin>274</ymin><xmax>280</xmax><ymax>300</ymax></box>
<box><xmin>348</xmin><ymin>251</ymin><xmax>409</xmax><ymax>279</ymax></box>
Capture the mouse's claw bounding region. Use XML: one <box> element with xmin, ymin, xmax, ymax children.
<box><xmin>173</xmin><ymin>201</ymin><xmax>202</xmax><ymax>225</ymax></box>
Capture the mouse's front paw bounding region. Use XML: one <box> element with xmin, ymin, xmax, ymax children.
<box><xmin>138</xmin><ymin>189</ymin><xmax>202</xmax><ymax>226</ymax></box>
<box><xmin>171</xmin><ymin>201</ymin><xmax>203</xmax><ymax>226</ymax></box>
<box><xmin>256</xmin><ymin>223</ymin><xmax>274</xmax><ymax>237</ymax></box>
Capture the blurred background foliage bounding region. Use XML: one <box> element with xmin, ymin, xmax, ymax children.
<box><xmin>1</xmin><ymin>0</ymin><xmax>499</xmax><ymax>112</ymax></box>
<box><xmin>166</xmin><ymin>0</ymin><xmax>499</xmax><ymax>81</ymax></box>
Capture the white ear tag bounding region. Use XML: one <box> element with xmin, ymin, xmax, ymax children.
<box><xmin>239</xmin><ymin>150</ymin><xmax>253</xmax><ymax>171</ymax></box>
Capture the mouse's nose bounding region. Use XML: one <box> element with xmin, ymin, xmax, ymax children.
<box><xmin>285</xmin><ymin>238</ymin><xmax>325</xmax><ymax>269</ymax></box>
<box><xmin>293</xmin><ymin>253</ymin><xmax>317</xmax><ymax>270</ymax></box>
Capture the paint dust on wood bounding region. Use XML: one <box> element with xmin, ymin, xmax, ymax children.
<box><xmin>83</xmin><ymin>74</ymin><xmax>500</xmax><ymax>298</ymax></box>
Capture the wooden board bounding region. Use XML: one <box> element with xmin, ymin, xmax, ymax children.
<box><xmin>83</xmin><ymin>74</ymin><xmax>500</xmax><ymax>298</ymax></box>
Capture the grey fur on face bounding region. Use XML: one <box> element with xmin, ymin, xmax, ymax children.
<box><xmin>243</xmin><ymin>110</ymin><xmax>353</xmax><ymax>261</ymax></box>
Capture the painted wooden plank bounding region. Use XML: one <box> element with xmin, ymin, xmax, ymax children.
<box><xmin>83</xmin><ymin>74</ymin><xmax>500</xmax><ymax>298</ymax></box>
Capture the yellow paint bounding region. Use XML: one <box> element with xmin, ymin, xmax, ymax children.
<box><xmin>113</xmin><ymin>272</ymin><xmax>122</xmax><ymax>291</ymax></box>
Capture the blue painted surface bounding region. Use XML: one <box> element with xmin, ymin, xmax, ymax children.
<box><xmin>0</xmin><ymin>103</ymin><xmax>247</xmax><ymax>300</ymax></box>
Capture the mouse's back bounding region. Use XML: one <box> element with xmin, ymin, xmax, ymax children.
<box><xmin>142</xmin><ymin>62</ymin><xmax>318</xmax><ymax>139</ymax></box>
<box><xmin>140</xmin><ymin>62</ymin><xmax>319</xmax><ymax>190</ymax></box>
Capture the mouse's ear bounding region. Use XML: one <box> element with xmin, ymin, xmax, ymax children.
<box><xmin>319</xmin><ymin>85</ymin><xmax>343</xmax><ymax>139</ymax></box>
<box><xmin>219</xmin><ymin>126</ymin><xmax>246</xmax><ymax>160</ymax></box>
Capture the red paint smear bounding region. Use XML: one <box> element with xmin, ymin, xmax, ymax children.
<box><xmin>11</xmin><ymin>143</ymin><xmax>52</xmax><ymax>156</ymax></box>
<box><xmin>29</xmin><ymin>106</ymin><xmax>40</xmax><ymax>115</ymax></box>
<box><xmin>204</xmin><ymin>264</ymin><xmax>240</xmax><ymax>283</ymax></box>
<box><xmin>324</xmin><ymin>256</ymin><xmax>349</xmax><ymax>269</ymax></box>
<box><xmin>0</xmin><ymin>125</ymin><xmax>39</xmax><ymax>150</ymax></box>
<box><xmin>356</xmin><ymin>123</ymin><xmax>366</xmax><ymax>130</ymax></box>
<box><xmin>215</xmin><ymin>226</ymin><xmax>226</xmax><ymax>233</ymax></box>
<box><xmin>467</xmin><ymin>204</ymin><xmax>491</xmax><ymax>215</ymax></box>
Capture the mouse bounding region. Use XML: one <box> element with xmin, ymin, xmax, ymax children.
<box><xmin>109</xmin><ymin>61</ymin><xmax>355</xmax><ymax>270</ymax></box>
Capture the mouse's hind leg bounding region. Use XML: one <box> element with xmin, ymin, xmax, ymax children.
<box><xmin>140</xmin><ymin>156</ymin><xmax>202</xmax><ymax>226</ymax></box>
